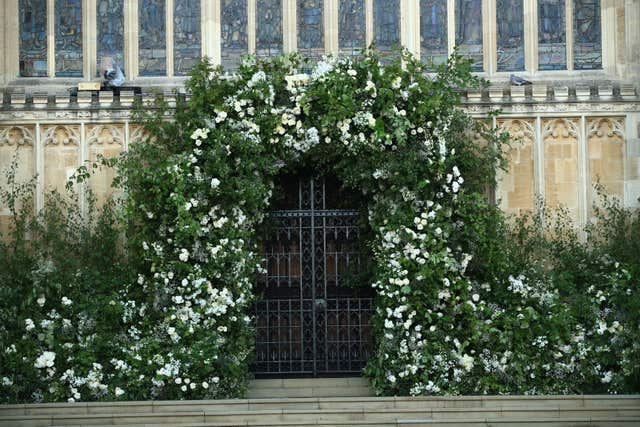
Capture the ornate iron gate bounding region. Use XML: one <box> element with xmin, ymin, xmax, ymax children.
<box><xmin>252</xmin><ymin>175</ymin><xmax>374</xmax><ymax>376</ymax></box>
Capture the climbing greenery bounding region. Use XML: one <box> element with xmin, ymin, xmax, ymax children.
<box><xmin>115</xmin><ymin>50</ymin><xmax>511</xmax><ymax>399</ymax></box>
<box><xmin>1</xmin><ymin>50</ymin><xmax>638</xmax><ymax>403</ymax></box>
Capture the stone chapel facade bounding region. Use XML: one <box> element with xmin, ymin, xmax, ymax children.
<box><xmin>0</xmin><ymin>0</ymin><xmax>639</xmax><ymax>235</ymax></box>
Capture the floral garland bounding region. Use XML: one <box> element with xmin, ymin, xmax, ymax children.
<box><xmin>114</xmin><ymin>51</ymin><xmax>494</xmax><ymax>399</ymax></box>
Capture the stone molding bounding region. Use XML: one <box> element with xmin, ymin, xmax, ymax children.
<box><xmin>0</xmin><ymin>84</ymin><xmax>638</xmax><ymax>122</ymax></box>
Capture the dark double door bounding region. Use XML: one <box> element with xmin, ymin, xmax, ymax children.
<box><xmin>252</xmin><ymin>175</ymin><xmax>374</xmax><ymax>376</ymax></box>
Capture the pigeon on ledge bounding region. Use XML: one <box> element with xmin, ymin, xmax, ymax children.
<box><xmin>510</xmin><ymin>74</ymin><xmax>532</xmax><ymax>86</ymax></box>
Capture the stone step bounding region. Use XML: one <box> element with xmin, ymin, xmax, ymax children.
<box><xmin>1</xmin><ymin>406</ymin><xmax>638</xmax><ymax>427</ymax></box>
<box><xmin>2</xmin><ymin>395</ymin><xmax>639</xmax><ymax>416</ymax></box>
<box><xmin>247</xmin><ymin>386</ymin><xmax>375</xmax><ymax>398</ymax></box>
<box><xmin>247</xmin><ymin>377</ymin><xmax>375</xmax><ymax>398</ymax></box>
<box><xmin>11</xmin><ymin>417</ymin><xmax>640</xmax><ymax>427</ymax></box>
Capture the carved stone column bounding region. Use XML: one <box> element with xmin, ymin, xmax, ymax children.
<box><xmin>625</xmin><ymin>0</ymin><xmax>640</xmax><ymax>80</ymax></box>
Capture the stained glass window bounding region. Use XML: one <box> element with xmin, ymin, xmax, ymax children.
<box><xmin>455</xmin><ymin>0</ymin><xmax>483</xmax><ymax>71</ymax></box>
<box><xmin>97</xmin><ymin>0</ymin><xmax>124</xmax><ymax>77</ymax></box>
<box><xmin>573</xmin><ymin>0</ymin><xmax>601</xmax><ymax>69</ymax></box>
<box><xmin>174</xmin><ymin>0</ymin><xmax>201</xmax><ymax>75</ymax></box>
<box><xmin>496</xmin><ymin>0</ymin><xmax>524</xmax><ymax>71</ymax></box>
<box><xmin>55</xmin><ymin>0</ymin><xmax>83</xmax><ymax>77</ymax></box>
<box><xmin>19</xmin><ymin>0</ymin><xmax>47</xmax><ymax>77</ymax></box>
<box><xmin>420</xmin><ymin>0</ymin><xmax>448</xmax><ymax>68</ymax></box>
<box><xmin>139</xmin><ymin>0</ymin><xmax>166</xmax><ymax>76</ymax></box>
<box><xmin>339</xmin><ymin>0</ymin><xmax>365</xmax><ymax>56</ymax></box>
<box><xmin>256</xmin><ymin>0</ymin><xmax>283</xmax><ymax>57</ymax></box>
<box><xmin>373</xmin><ymin>0</ymin><xmax>400</xmax><ymax>56</ymax></box>
<box><xmin>297</xmin><ymin>0</ymin><xmax>324</xmax><ymax>60</ymax></box>
<box><xmin>538</xmin><ymin>0</ymin><xmax>566</xmax><ymax>70</ymax></box>
<box><xmin>221</xmin><ymin>0</ymin><xmax>248</xmax><ymax>69</ymax></box>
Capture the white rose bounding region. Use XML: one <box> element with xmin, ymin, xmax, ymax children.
<box><xmin>202</xmin><ymin>381</ymin><xmax>209</xmax><ymax>389</ymax></box>
<box><xmin>34</xmin><ymin>351</ymin><xmax>56</xmax><ymax>369</ymax></box>
<box><xmin>459</xmin><ymin>354</ymin><xmax>474</xmax><ymax>372</ymax></box>
<box><xmin>25</xmin><ymin>318</ymin><xmax>35</xmax><ymax>331</ymax></box>
<box><xmin>115</xmin><ymin>387</ymin><xmax>125</xmax><ymax>396</ymax></box>
<box><xmin>210</xmin><ymin>178</ymin><xmax>221</xmax><ymax>189</ymax></box>
<box><xmin>36</xmin><ymin>296</ymin><xmax>46</xmax><ymax>307</ymax></box>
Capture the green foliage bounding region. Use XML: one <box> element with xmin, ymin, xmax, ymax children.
<box><xmin>490</xmin><ymin>191</ymin><xmax>640</xmax><ymax>393</ymax></box>
<box><xmin>0</xmin><ymin>154</ymin><xmax>134</xmax><ymax>403</ymax></box>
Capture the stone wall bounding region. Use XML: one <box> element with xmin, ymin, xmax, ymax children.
<box><xmin>1</xmin><ymin>84</ymin><xmax>640</xmax><ymax>234</ymax></box>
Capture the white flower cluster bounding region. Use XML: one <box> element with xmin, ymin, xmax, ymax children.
<box><xmin>34</xmin><ymin>351</ymin><xmax>56</xmax><ymax>369</ymax></box>
<box><xmin>507</xmin><ymin>275</ymin><xmax>558</xmax><ymax>306</ymax></box>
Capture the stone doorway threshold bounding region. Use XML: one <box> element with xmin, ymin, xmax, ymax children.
<box><xmin>248</xmin><ymin>377</ymin><xmax>375</xmax><ymax>398</ymax></box>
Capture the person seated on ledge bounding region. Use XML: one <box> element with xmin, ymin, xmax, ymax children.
<box><xmin>101</xmin><ymin>56</ymin><xmax>125</xmax><ymax>88</ymax></box>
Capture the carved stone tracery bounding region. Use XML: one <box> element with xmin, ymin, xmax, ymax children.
<box><xmin>543</xmin><ymin>118</ymin><xmax>579</xmax><ymax>140</ymax></box>
<box><xmin>497</xmin><ymin>119</ymin><xmax>536</xmax><ymax>214</ymax></box>
<box><xmin>129</xmin><ymin>125</ymin><xmax>154</xmax><ymax>144</ymax></box>
<box><xmin>0</xmin><ymin>126</ymin><xmax>35</xmax><ymax>146</ymax></box>
<box><xmin>587</xmin><ymin>117</ymin><xmax>625</xmax><ymax>139</ymax></box>
<box><xmin>42</xmin><ymin>125</ymin><xmax>80</xmax><ymax>146</ymax></box>
<box><xmin>86</xmin><ymin>125</ymin><xmax>124</xmax><ymax>146</ymax></box>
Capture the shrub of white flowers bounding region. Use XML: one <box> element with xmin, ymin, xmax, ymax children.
<box><xmin>1</xmin><ymin>50</ymin><xmax>637</xmax><ymax>403</ymax></box>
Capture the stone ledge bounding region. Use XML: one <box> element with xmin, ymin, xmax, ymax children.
<box><xmin>0</xmin><ymin>84</ymin><xmax>637</xmax><ymax>112</ymax></box>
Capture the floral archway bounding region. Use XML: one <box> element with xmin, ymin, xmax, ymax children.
<box><xmin>114</xmin><ymin>51</ymin><xmax>510</xmax><ymax>398</ymax></box>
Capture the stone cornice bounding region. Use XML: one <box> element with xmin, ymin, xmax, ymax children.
<box><xmin>0</xmin><ymin>83</ymin><xmax>638</xmax><ymax>123</ymax></box>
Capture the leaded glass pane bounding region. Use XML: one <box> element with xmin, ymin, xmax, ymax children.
<box><xmin>339</xmin><ymin>0</ymin><xmax>365</xmax><ymax>56</ymax></box>
<box><xmin>496</xmin><ymin>0</ymin><xmax>524</xmax><ymax>71</ymax></box>
<box><xmin>256</xmin><ymin>0</ymin><xmax>283</xmax><ymax>58</ymax></box>
<box><xmin>97</xmin><ymin>0</ymin><xmax>124</xmax><ymax>77</ymax></box>
<box><xmin>573</xmin><ymin>0</ymin><xmax>601</xmax><ymax>70</ymax></box>
<box><xmin>538</xmin><ymin>0</ymin><xmax>566</xmax><ymax>70</ymax></box>
<box><xmin>455</xmin><ymin>0</ymin><xmax>483</xmax><ymax>71</ymax></box>
<box><xmin>297</xmin><ymin>0</ymin><xmax>324</xmax><ymax>60</ymax></box>
<box><xmin>420</xmin><ymin>0</ymin><xmax>448</xmax><ymax>69</ymax></box>
<box><xmin>139</xmin><ymin>0</ymin><xmax>166</xmax><ymax>76</ymax></box>
<box><xmin>19</xmin><ymin>0</ymin><xmax>47</xmax><ymax>77</ymax></box>
<box><xmin>55</xmin><ymin>0</ymin><xmax>83</xmax><ymax>77</ymax></box>
<box><xmin>174</xmin><ymin>0</ymin><xmax>201</xmax><ymax>75</ymax></box>
<box><xmin>373</xmin><ymin>0</ymin><xmax>400</xmax><ymax>55</ymax></box>
<box><xmin>221</xmin><ymin>0</ymin><xmax>248</xmax><ymax>69</ymax></box>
